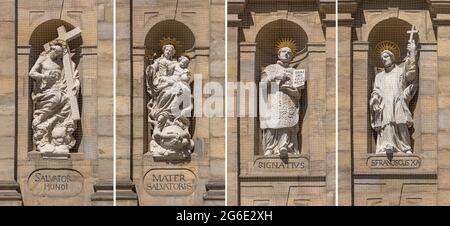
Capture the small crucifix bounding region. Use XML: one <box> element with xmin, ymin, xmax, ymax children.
<box><xmin>44</xmin><ymin>25</ymin><xmax>82</xmax><ymax>121</ymax></box>
<box><xmin>407</xmin><ymin>25</ymin><xmax>418</xmax><ymax>43</ymax></box>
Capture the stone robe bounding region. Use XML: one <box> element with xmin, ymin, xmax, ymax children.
<box><xmin>259</xmin><ymin>61</ymin><xmax>304</xmax><ymax>155</ymax></box>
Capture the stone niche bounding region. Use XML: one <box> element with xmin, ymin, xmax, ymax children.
<box><xmin>135</xmin><ymin>19</ymin><xmax>201</xmax><ymax>206</ymax></box>
<box><xmin>130</xmin><ymin>0</ymin><xmax>224</xmax><ymax>206</ymax></box>
<box><xmin>232</xmin><ymin>1</ymin><xmax>332</xmax><ymax>206</ymax></box>
<box><xmin>27</xmin><ymin>19</ymin><xmax>83</xmax><ymax>157</ymax></box>
<box><xmin>247</xmin><ymin>18</ymin><xmax>312</xmax><ymax>176</ymax></box>
<box><xmin>13</xmin><ymin>0</ymin><xmax>112</xmax><ymax>206</ymax></box>
<box><xmin>351</xmin><ymin>5</ymin><xmax>438</xmax><ymax>205</ymax></box>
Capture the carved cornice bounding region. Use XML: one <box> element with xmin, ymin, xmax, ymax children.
<box><xmin>203</xmin><ymin>180</ymin><xmax>225</xmax><ymax>201</ymax></box>
<box><xmin>419</xmin><ymin>42</ymin><xmax>437</xmax><ymax>52</ymax></box>
<box><xmin>91</xmin><ymin>180</ymin><xmax>138</xmax><ymax>202</ymax></box>
<box><xmin>228</xmin><ymin>0</ymin><xmax>245</xmax><ymax>15</ymax></box>
<box><xmin>353</xmin><ymin>41</ymin><xmax>369</xmax><ymax>52</ymax></box>
<box><xmin>228</xmin><ymin>0</ymin><xmax>245</xmax><ymax>27</ymax></box>
<box><xmin>320</xmin><ymin>0</ymin><xmax>358</xmax><ymax>15</ymax></box>
<box><xmin>0</xmin><ymin>181</ymin><xmax>22</xmax><ymax>202</ymax></box>
<box><xmin>429</xmin><ymin>0</ymin><xmax>450</xmax><ymax>26</ymax></box>
<box><xmin>429</xmin><ymin>0</ymin><xmax>450</xmax><ymax>14</ymax></box>
<box><xmin>322</xmin><ymin>13</ymin><xmax>354</xmax><ymax>27</ymax></box>
<box><xmin>239</xmin><ymin>42</ymin><xmax>257</xmax><ymax>53</ymax></box>
<box><xmin>320</xmin><ymin>0</ymin><xmax>357</xmax><ymax>27</ymax></box>
<box><xmin>307</xmin><ymin>42</ymin><xmax>326</xmax><ymax>53</ymax></box>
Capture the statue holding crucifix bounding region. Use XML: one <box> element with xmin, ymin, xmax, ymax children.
<box><xmin>29</xmin><ymin>25</ymin><xmax>81</xmax><ymax>154</ymax></box>
<box><xmin>370</xmin><ymin>25</ymin><xmax>418</xmax><ymax>155</ymax></box>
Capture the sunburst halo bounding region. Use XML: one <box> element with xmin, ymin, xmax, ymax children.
<box><xmin>375</xmin><ymin>40</ymin><xmax>401</xmax><ymax>59</ymax></box>
<box><xmin>275</xmin><ymin>38</ymin><xmax>299</xmax><ymax>55</ymax></box>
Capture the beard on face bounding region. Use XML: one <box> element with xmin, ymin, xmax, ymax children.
<box><xmin>49</xmin><ymin>48</ymin><xmax>63</xmax><ymax>60</ymax></box>
<box><xmin>380</xmin><ymin>51</ymin><xmax>395</xmax><ymax>68</ymax></box>
<box><xmin>383</xmin><ymin>58</ymin><xmax>393</xmax><ymax>68</ymax></box>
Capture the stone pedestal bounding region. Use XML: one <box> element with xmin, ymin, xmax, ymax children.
<box><xmin>18</xmin><ymin>157</ymin><xmax>95</xmax><ymax>205</ymax></box>
<box><xmin>133</xmin><ymin>155</ymin><xmax>202</xmax><ymax>205</ymax></box>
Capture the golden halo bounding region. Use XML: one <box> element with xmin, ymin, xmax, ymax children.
<box><xmin>159</xmin><ymin>37</ymin><xmax>182</xmax><ymax>50</ymax></box>
<box><xmin>275</xmin><ymin>38</ymin><xmax>299</xmax><ymax>55</ymax></box>
<box><xmin>375</xmin><ymin>41</ymin><xmax>401</xmax><ymax>59</ymax></box>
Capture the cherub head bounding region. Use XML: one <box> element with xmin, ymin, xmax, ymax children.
<box><xmin>178</xmin><ymin>56</ymin><xmax>190</xmax><ymax>69</ymax></box>
<box><xmin>51</xmin><ymin>125</ymin><xmax>67</xmax><ymax>146</ymax></box>
<box><xmin>33</xmin><ymin>127</ymin><xmax>46</xmax><ymax>140</ymax></box>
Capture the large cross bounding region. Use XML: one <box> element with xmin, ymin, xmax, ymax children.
<box><xmin>407</xmin><ymin>25</ymin><xmax>418</xmax><ymax>43</ymax></box>
<box><xmin>44</xmin><ymin>25</ymin><xmax>82</xmax><ymax>121</ymax></box>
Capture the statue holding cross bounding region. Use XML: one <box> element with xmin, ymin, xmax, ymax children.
<box><xmin>370</xmin><ymin>25</ymin><xmax>419</xmax><ymax>155</ymax></box>
<box><xmin>29</xmin><ymin>25</ymin><xmax>81</xmax><ymax>154</ymax></box>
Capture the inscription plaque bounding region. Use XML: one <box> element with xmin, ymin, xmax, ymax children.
<box><xmin>144</xmin><ymin>169</ymin><xmax>196</xmax><ymax>196</ymax></box>
<box><xmin>28</xmin><ymin>169</ymin><xmax>84</xmax><ymax>197</ymax></box>
<box><xmin>367</xmin><ymin>155</ymin><xmax>422</xmax><ymax>169</ymax></box>
<box><xmin>253</xmin><ymin>156</ymin><xmax>309</xmax><ymax>171</ymax></box>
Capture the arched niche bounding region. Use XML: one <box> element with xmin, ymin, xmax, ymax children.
<box><xmin>28</xmin><ymin>19</ymin><xmax>83</xmax><ymax>153</ymax></box>
<box><xmin>144</xmin><ymin>20</ymin><xmax>196</xmax><ymax>60</ymax></box>
<box><xmin>254</xmin><ymin>19</ymin><xmax>309</xmax><ymax>155</ymax></box>
<box><xmin>255</xmin><ymin>19</ymin><xmax>308</xmax><ymax>72</ymax></box>
<box><xmin>367</xmin><ymin>18</ymin><xmax>419</xmax><ymax>153</ymax></box>
<box><xmin>143</xmin><ymin>20</ymin><xmax>196</xmax><ymax>155</ymax></box>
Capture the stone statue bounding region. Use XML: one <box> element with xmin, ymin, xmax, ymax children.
<box><xmin>146</xmin><ymin>44</ymin><xmax>194</xmax><ymax>158</ymax></box>
<box><xmin>259</xmin><ymin>46</ymin><xmax>306</xmax><ymax>156</ymax></box>
<box><xmin>370</xmin><ymin>26</ymin><xmax>418</xmax><ymax>154</ymax></box>
<box><xmin>29</xmin><ymin>37</ymin><xmax>80</xmax><ymax>154</ymax></box>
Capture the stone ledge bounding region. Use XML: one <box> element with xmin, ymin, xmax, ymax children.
<box><xmin>0</xmin><ymin>180</ymin><xmax>20</xmax><ymax>190</ymax></box>
<box><xmin>227</xmin><ymin>0</ymin><xmax>245</xmax><ymax>15</ymax></box>
<box><xmin>239</xmin><ymin>176</ymin><xmax>326</xmax><ymax>182</ymax></box>
<box><xmin>203</xmin><ymin>190</ymin><xmax>225</xmax><ymax>200</ymax></box>
<box><xmin>92</xmin><ymin>180</ymin><xmax>137</xmax><ymax>201</ymax></box>
<box><xmin>28</xmin><ymin>151</ymin><xmax>85</xmax><ymax>161</ymax></box>
<box><xmin>0</xmin><ymin>181</ymin><xmax>21</xmax><ymax>202</ymax></box>
<box><xmin>203</xmin><ymin>180</ymin><xmax>225</xmax><ymax>201</ymax></box>
<box><xmin>353</xmin><ymin>174</ymin><xmax>437</xmax><ymax>180</ymax></box>
<box><xmin>90</xmin><ymin>191</ymin><xmax>112</xmax><ymax>201</ymax></box>
<box><xmin>0</xmin><ymin>192</ymin><xmax>22</xmax><ymax>201</ymax></box>
<box><xmin>205</xmin><ymin>180</ymin><xmax>224</xmax><ymax>191</ymax></box>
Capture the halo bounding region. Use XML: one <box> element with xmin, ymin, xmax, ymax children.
<box><xmin>375</xmin><ymin>41</ymin><xmax>401</xmax><ymax>59</ymax></box>
<box><xmin>159</xmin><ymin>37</ymin><xmax>182</xmax><ymax>51</ymax></box>
<box><xmin>275</xmin><ymin>38</ymin><xmax>299</xmax><ymax>55</ymax></box>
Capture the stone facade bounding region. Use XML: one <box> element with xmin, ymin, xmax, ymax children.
<box><xmin>4</xmin><ymin>0</ymin><xmax>450</xmax><ymax>207</ymax></box>
<box><xmin>338</xmin><ymin>0</ymin><xmax>450</xmax><ymax>206</ymax></box>
<box><xmin>0</xmin><ymin>0</ymin><xmax>114</xmax><ymax>206</ymax></box>
<box><xmin>227</xmin><ymin>0</ymin><xmax>336</xmax><ymax>206</ymax></box>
